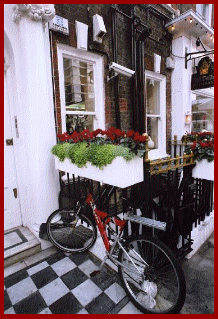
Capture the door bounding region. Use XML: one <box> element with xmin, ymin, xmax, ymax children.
<box><xmin>4</xmin><ymin>67</ymin><xmax>22</xmax><ymax>231</ymax></box>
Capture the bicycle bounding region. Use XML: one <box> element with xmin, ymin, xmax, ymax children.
<box><xmin>46</xmin><ymin>183</ymin><xmax>186</xmax><ymax>314</ymax></box>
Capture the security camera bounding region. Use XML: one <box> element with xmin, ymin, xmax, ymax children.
<box><xmin>109</xmin><ymin>62</ymin><xmax>135</xmax><ymax>78</ymax></box>
<box><xmin>93</xmin><ymin>14</ymin><xmax>107</xmax><ymax>44</ymax></box>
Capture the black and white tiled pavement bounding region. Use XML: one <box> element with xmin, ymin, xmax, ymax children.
<box><xmin>4</xmin><ymin>250</ymin><xmax>142</xmax><ymax>314</ymax></box>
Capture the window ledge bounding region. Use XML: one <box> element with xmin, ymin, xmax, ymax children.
<box><xmin>148</xmin><ymin>150</ymin><xmax>169</xmax><ymax>161</ymax></box>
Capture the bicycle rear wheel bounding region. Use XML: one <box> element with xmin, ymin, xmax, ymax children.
<box><xmin>47</xmin><ymin>209</ymin><xmax>97</xmax><ymax>253</ymax></box>
<box><xmin>118</xmin><ymin>235</ymin><xmax>186</xmax><ymax>314</ymax></box>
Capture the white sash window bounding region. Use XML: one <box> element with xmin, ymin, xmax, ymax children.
<box><xmin>57</xmin><ymin>44</ymin><xmax>105</xmax><ymax>133</ymax></box>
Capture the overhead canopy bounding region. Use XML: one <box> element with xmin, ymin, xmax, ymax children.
<box><xmin>165</xmin><ymin>9</ymin><xmax>214</xmax><ymax>49</ymax></box>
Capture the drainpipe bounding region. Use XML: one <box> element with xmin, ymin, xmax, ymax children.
<box><xmin>111</xmin><ymin>5</ymin><xmax>121</xmax><ymax>129</ymax></box>
<box><xmin>136</xmin><ymin>28</ymin><xmax>152</xmax><ymax>134</ymax></box>
<box><xmin>131</xmin><ymin>8</ymin><xmax>138</xmax><ymax>131</ymax></box>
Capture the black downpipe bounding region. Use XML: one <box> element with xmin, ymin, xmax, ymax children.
<box><xmin>131</xmin><ymin>9</ymin><xmax>139</xmax><ymax>132</ymax></box>
<box><xmin>111</xmin><ymin>6</ymin><xmax>121</xmax><ymax>129</ymax></box>
<box><xmin>138</xmin><ymin>40</ymin><xmax>146</xmax><ymax>134</ymax></box>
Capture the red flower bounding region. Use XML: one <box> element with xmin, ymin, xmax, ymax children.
<box><xmin>126</xmin><ymin>130</ymin><xmax>135</xmax><ymax>137</ymax></box>
<box><xmin>108</xmin><ymin>127</ymin><xmax>116</xmax><ymax>133</ymax></box>
<box><xmin>57</xmin><ymin>133</ymin><xmax>71</xmax><ymax>142</ymax></box>
<box><xmin>71</xmin><ymin>131</ymin><xmax>78</xmax><ymax>139</ymax></box>
<box><xmin>191</xmin><ymin>141</ymin><xmax>197</xmax><ymax>150</ymax></box>
<box><xmin>138</xmin><ymin>135</ymin><xmax>147</xmax><ymax>142</ymax></box>
<box><xmin>133</xmin><ymin>132</ymin><xmax>140</xmax><ymax>141</ymax></box>
<box><xmin>200</xmin><ymin>141</ymin><xmax>210</xmax><ymax>148</ymax></box>
<box><xmin>92</xmin><ymin>129</ymin><xmax>102</xmax><ymax>137</ymax></box>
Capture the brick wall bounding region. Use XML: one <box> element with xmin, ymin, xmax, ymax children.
<box><xmin>171</xmin><ymin>4</ymin><xmax>196</xmax><ymax>13</ymax></box>
<box><xmin>52</xmin><ymin>4</ymin><xmax>173</xmax><ymax>150</ymax></box>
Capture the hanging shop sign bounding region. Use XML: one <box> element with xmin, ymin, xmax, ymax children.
<box><xmin>191</xmin><ymin>57</ymin><xmax>214</xmax><ymax>90</ymax></box>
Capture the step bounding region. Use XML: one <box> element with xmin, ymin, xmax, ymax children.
<box><xmin>4</xmin><ymin>226</ymin><xmax>41</xmax><ymax>268</ymax></box>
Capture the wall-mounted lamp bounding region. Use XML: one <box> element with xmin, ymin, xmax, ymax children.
<box><xmin>171</xmin><ymin>25</ymin><xmax>175</xmax><ymax>31</ymax></box>
<box><xmin>189</xmin><ymin>17</ymin><xmax>193</xmax><ymax>23</ymax></box>
<box><xmin>210</xmin><ymin>34</ymin><xmax>213</xmax><ymax>40</ymax></box>
<box><xmin>185</xmin><ymin>112</ymin><xmax>192</xmax><ymax>125</ymax></box>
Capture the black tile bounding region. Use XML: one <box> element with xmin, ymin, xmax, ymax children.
<box><xmin>68</xmin><ymin>252</ymin><xmax>90</xmax><ymax>266</ymax></box>
<box><xmin>61</xmin><ymin>267</ymin><xmax>88</xmax><ymax>290</ymax></box>
<box><xmin>4</xmin><ymin>290</ymin><xmax>12</xmax><ymax>311</ymax></box>
<box><xmin>49</xmin><ymin>292</ymin><xmax>83</xmax><ymax>314</ymax></box>
<box><xmin>4</xmin><ymin>269</ymin><xmax>29</xmax><ymax>289</ymax></box>
<box><xmin>13</xmin><ymin>291</ymin><xmax>47</xmax><ymax>314</ymax></box>
<box><xmin>85</xmin><ymin>292</ymin><xmax>116</xmax><ymax>314</ymax></box>
<box><xmin>91</xmin><ymin>269</ymin><xmax>120</xmax><ymax>291</ymax></box>
<box><xmin>30</xmin><ymin>266</ymin><xmax>58</xmax><ymax>289</ymax></box>
<box><xmin>47</xmin><ymin>251</ymin><xmax>66</xmax><ymax>265</ymax></box>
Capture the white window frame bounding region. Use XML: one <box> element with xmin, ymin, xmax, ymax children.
<box><xmin>57</xmin><ymin>43</ymin><xmax>105</xmax><ymax>132</ymax></box>
<box><xmin>145</xmin><ymin>70</ymin><xmax>168</xmax><ymax>160</ymax></box>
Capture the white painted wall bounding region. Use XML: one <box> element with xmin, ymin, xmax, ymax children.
<box><xmin>171</xmin><ymin>35</ymin><xmax>192</xmax><ymax>139</ymax></box>
<box><xmin>171</xmin><ymin>33</ymin><xmax>214</xmax><ymax>139</ymax></box>
<box><xmin>4</xmin><ymin>4</ymin><xmax>60</xmax><ymax>248</ymax></box>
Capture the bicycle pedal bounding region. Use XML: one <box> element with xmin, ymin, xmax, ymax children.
<box><xmin>90</xmin><ymin>270</ymin><xmax>101</xmax><ymax>277</ymax></box>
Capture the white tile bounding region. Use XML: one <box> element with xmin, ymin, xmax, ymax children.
<box><xmin>4</xmin><ymin>307</ymin><xmax>16</xmax><ymax>314</ymax></box>
<box><xmin>105</xmin><ymin>282</ymin><xmax>126</xmax><ymax>304</ymax></box>
<box><xmin>27</xmin><ymin>261</ymin><xmax>49</xmax><ymax>276</ymax></box>
<box><xmin>39</xmin><ymin>308</ymin><xmax>52</xmax><ymax>314</ymax></box>
<box><xmin>77</xmin><ymin>308</ymin><xmax>89</xmax><ymax>314</ymax></box>
<box><xmin>78</xmin><ymin>259</ymin><xmax>99</xmax><ymax>277</ymax></box>
<box><xmin>51</xmin><ymin>257</ymin><xmax>76</xmax><ymax>276</ymax></box>
<box><xmin>7</xmin><ymin>277</ymin><xmax>37</xmax><ymax>305</ymax></box>
<box><xmin>24</xmin><ymin>247</ymin><xmax>58</xmax><ymax>267</ymax></box>
<box><xmin>71</xmin><ymin>279</ymin><xmax>102</xmax><ymax>307</ymax></box>
<box><xmin>4</xmin><ymin>261</ymin><xmax>27</xmax><ymax>278</ymax></box>
<box><xmin>39</xmin><ymin>278</ymin><xmax>69</xmax><ymax>306</ymax></box>
<box><xmin>118</xmin><ymin>301</ymin><xmax>143</xmax><ymax>314</ymax></box>
<box><xmin>4</xmin><ymin>232</ymin><xmax>23</xmax><ymax>249</ymax></box>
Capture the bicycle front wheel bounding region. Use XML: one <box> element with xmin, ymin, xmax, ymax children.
<box><xmin>118</xmin><ymin>236</ymin><xmax>186</xmax><ymax>314</ymax></box>
<box><xmin>47</xmin><ymin>209</ymin><xmax>97</xmax><ymax>253</ymax></box>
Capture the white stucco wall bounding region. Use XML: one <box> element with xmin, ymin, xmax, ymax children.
<box><xmin>171</xmin><ymin>35</ymin><xmax>193</xmax><ymax>139</ymax></box>
<box><xmin>4</xmin><ymin>4</ymin><xmax>60</xmax><ymax>248</ymax></box>
<box><xmin>171</xmin><ymin>32</ymin><xmax>214</xmax><ymax>140</ymax></box>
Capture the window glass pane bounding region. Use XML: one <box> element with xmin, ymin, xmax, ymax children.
<box><xmin>192</xmin><ymin>95</ymin><xmax>214</xmax><ymax>132</ymax></box>
<box><xmin>147</xmin><ymin>117</ymin><xmax>158</xmax><ymax>149</ymax></box>
<box><xmin>63</xmin><ymin>58</ymin><xmax>95</xmax><ymax>112</ymax></box>
<box><xmin>66</xmin><ymin>114</ymin><xmax>94</xmax><ymax>133</ymax></box>
<box><xmin>146</xmin><ymin>79</ymin><xmax>160</xmax><ymax>115</ymax></box>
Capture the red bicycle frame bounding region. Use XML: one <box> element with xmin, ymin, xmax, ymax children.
<box><xmin>86</xmin><ymin>193</ymin><xmax>126</xmax><ymax>252</ymax></box>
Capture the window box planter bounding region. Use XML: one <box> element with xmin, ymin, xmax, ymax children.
<box><xmin>54</xmin><ymin>156</ymin><xmax>144</xmax><ymax>188</ymax></box>
<box><xmin>192</xmin><ymin>159</ymin><xmax>214</xmax><ymax>181</ymax></box>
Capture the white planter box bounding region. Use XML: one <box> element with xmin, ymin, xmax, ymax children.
<box><xmin>192</xmin><ymin>159</ymin><xmax>214</xmax><ymax>181</ymax></box>
<box><xmin>55</xmin><ymin>156</ymin><xmax>144</xmax><ymax>188</ymax></box>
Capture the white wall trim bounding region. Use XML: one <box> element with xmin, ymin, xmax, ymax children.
<box><xmin>145</xmin><ymin>70</ymin><xmax>167</xmax><ymax>159</ymax></box>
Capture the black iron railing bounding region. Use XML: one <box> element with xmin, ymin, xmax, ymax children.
<box><xmin>57</xmin><ymin>144</ymin><xmax>213</xmax><ymax>259</ymax></box>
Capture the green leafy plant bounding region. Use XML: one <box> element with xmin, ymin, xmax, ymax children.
<box><xmin>87</xmin><ymin>144</ymin><xmax>117</xmax><ymax>169</ymax></box>
<box><xmin>52</xmin><ymin>127</ymin><xmax>148</xmax><ymax>169</ymax></box>
<box><xmin>51</xmin><ymin>143</ymin><xmax>71</xmax><ymax>162</ymax></box>
<box><xmin>68</xmin><ymin>142</ymin><xmax>90</xmax><ymax>168</ymax></box>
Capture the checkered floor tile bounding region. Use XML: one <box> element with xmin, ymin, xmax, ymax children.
<box><xmin>4</xmin><ymin>251</ymin><xmax>132</xmax><ymax>314</ymax></box>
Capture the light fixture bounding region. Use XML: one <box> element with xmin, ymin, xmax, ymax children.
<box><xmin>189</xmin><ymin>17</ymin><xmax>193</xmax><ymax>23</ymax></box>
<box><xmin>185</xmin><ymin>112</ymin><xmax>192</xmax><ymax>125</ymax></box>
<box><xmin>210</xmin><ymin>34</ymin><xmax>213</xmax><ymax>39</ymax></box>
<box><xmin>171</xmin><ymin>25</ymin><xmax>175</xmax><ymax>31</ymax></box>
